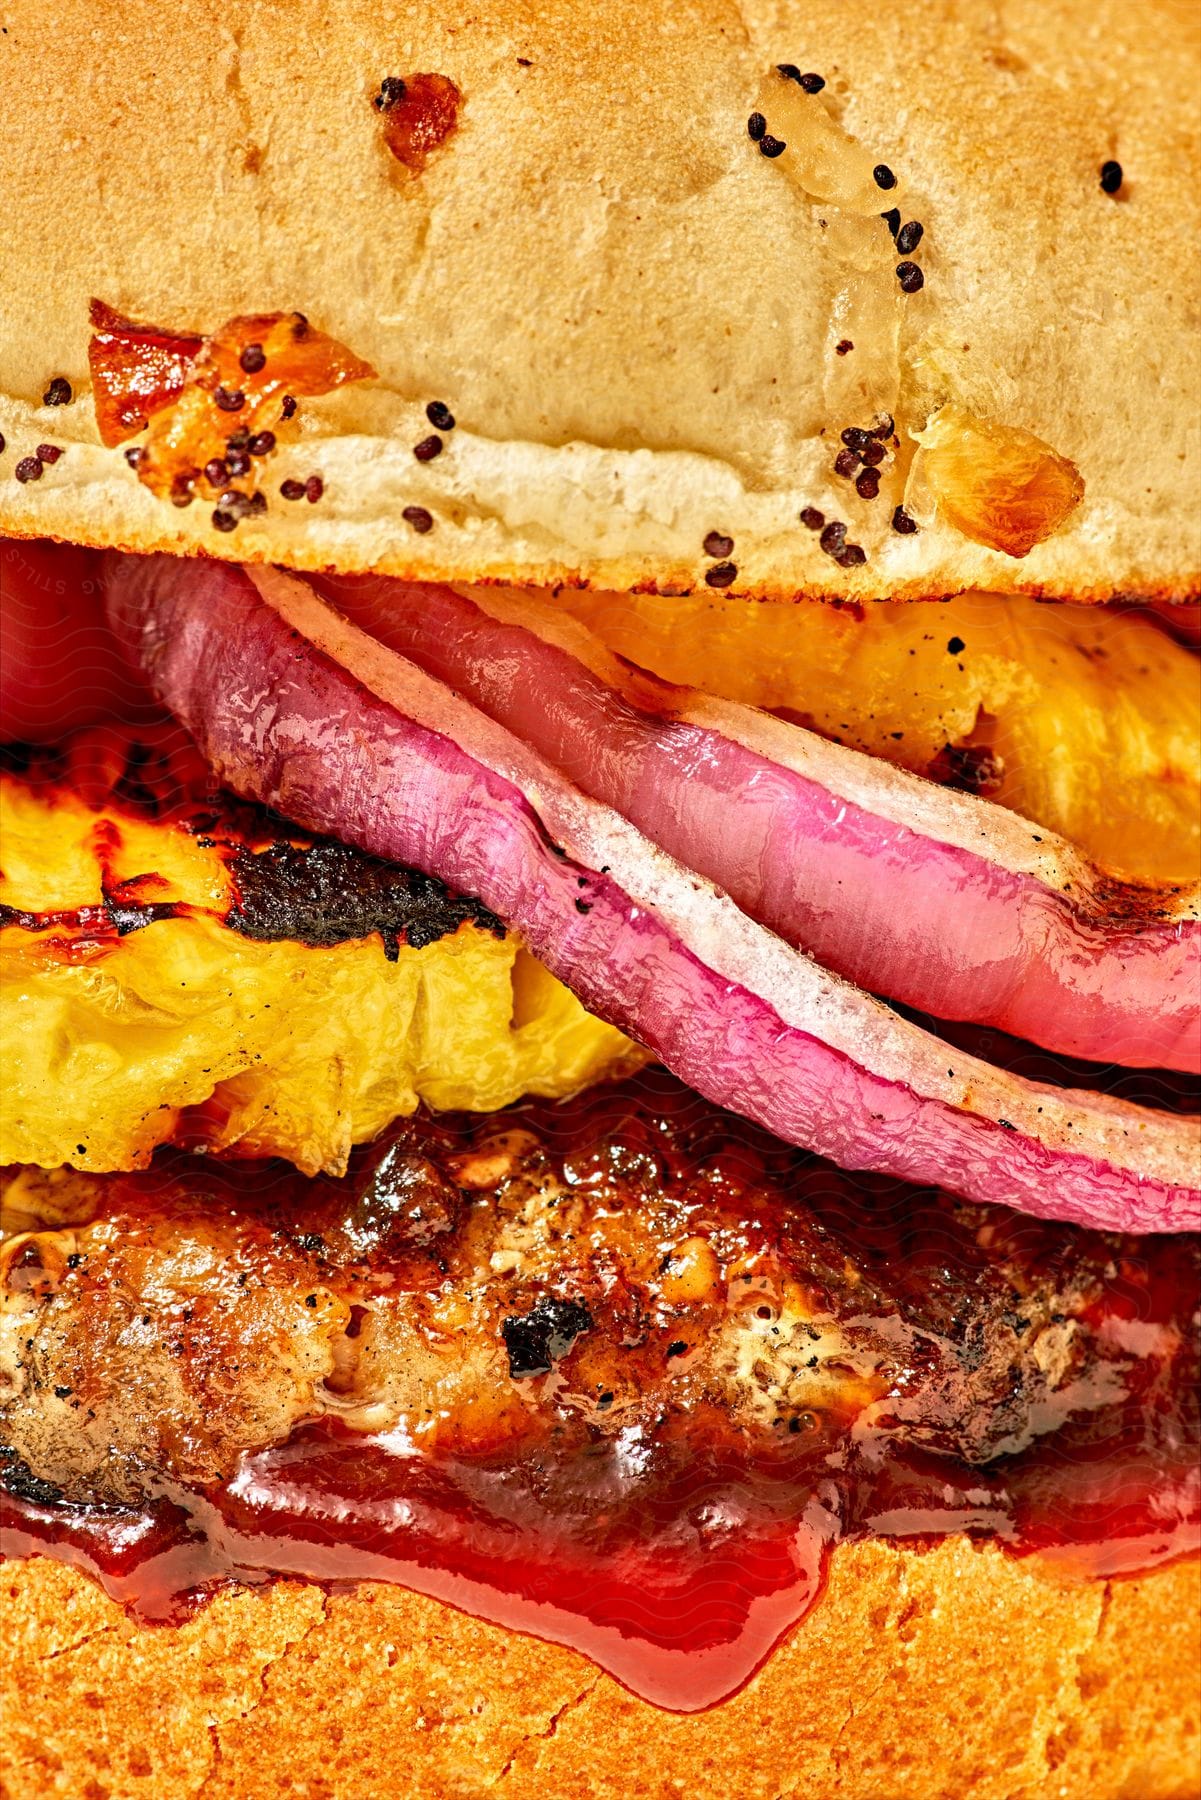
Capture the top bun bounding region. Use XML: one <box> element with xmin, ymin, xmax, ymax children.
<box><xmin>0</xmin><ymin>0</ymin><xmax>1197</xmax><ymax>601</ymax></box>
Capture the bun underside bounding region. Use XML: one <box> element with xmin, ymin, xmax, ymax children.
<box><xmin>2</xmin><ymin>1544</ymin><xmax>1197</xmax><ymax>1799</ymax></box>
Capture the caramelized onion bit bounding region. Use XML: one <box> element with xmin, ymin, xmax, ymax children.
<box><xmin>374</xmin><ymin>72</ymin><xmax>462</xmax><ymax>174</ymax></box>
<box><xmin>913</xmin><ymin>406</ymin><xmax>1085</xmax><ymax>557</ymax></box>
<box><xmin>87</xmin><ymin>302</ymin><xmax>375</xmax><ymax>506</ymax></box>
<box><xmin>88</xmin><ymin>300</ymin><xmax>203</xmax><ymax>448</ymax></box>
<box><xmin>754</xmin><ymin>72</ymin><xmax>891</xmax><ymax>215</ymax></box>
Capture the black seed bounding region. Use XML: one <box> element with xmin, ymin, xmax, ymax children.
<box><xmin>211</xmin><ymin>509</ymin><xmax>239</xmax><ymax>532</ymax></box>
<box><xmin>413</xmin><ymin>435</ymin><xmax>443</xmax><ymax>462</ymax></box>
<box><xmin>280</xmin><ymin>478</ymin><xmax>306</xmax><ymax>500</ymax></box>
<box><xmin>666</xmin><ymin>1340</ymin><xmax>688</xmax><ymax>1358</ymax></box>
<box><xmin>892</xmin><ymin>504</ymin><xmax>918</xmax><ymax>535</ymax></box>
<box><xmin>249</xmin><ymin>431</ymin><xmax>276</xmax><ymax>456</ymax></box>
<box><xmin>226</xmin><ymin>449</ymin><xmax>251</xmax><ymax>477</ymax></box>
<box><xmin>836</xmin><ymin>543</ymin><xmax>866</xmax><ymax>567</ymax></box>
<box><xmin>703</xmin><ymin>530</ymin><xmax>734</xmax><ymax>557</ymax></box>
<box><xmin>596</xmin><ymin>1391</ymin><xmax>615</xmax><ymax>1410</ymax></box>
<box><xmin>947</xmin><ymin>635</ymin><xmax>966</xmax><ymax>656</ymax></box>
<box><xmin>704</xmin><ymin>561</ymin><xmax>738</xmax><ymax>588</ymax></box>
<box><xmin>1100</xmin><ymin>159</ymin><xmax>1123</xmax><ymax>194</ymax></box>
<box><xmin>14</xmin><ymin>456</ymin><xmax>43</xmax><ymax>483</ymax></box>
<box><xmin>896</xmin><ymin>219</ymin><xmax>924</xmax><ymax>254</ymax></box>
<box><xmin>799</xmin><ymin>506</ymin><xmax>824</xmax><ymax>530</ymax></box>
<box><xmin>873</xmin><ymin>163</ymin><xmax>896</xmax><ymax>189</ymax></box>
<box><xmin>124</xmin><ymin>446</ymin><xmax>144</xmax><ymax>468</ymax></box>
<box><xmin>426</xmin><ymin>401</ymin><xmax>455</xmax><ymax>431</ymax></box>
<box><xmin>226</xmin><ymin>427</ymin><xmax>251</xmax><ymax>450</ymax></box>
<box><xmin>374</xmin><ymin>75</ymin><xmax>407</xmax><ymax>111</ymax></box>
<box><xmin>43</xmin><ymin>377</ymin><xmax>72</xmax><ymax>406</ymax></box>
<box><xmin>860</xmin><ymin>440</ymin><xmax>886</xmax><ymax>467</ymax></box>
<box><xmin>819</xmin><ymin>520</ymin><xmax>847</xmax><ymax>555</ymax></box>
<box><xmin>0</xmin><ymin>432</ymin><xmax>5</xmax><ymax>454</ymax></box>
<box><xmin>835</xmin><ymin>338</ymin><xmax>853</xmax><ymax>355</ymax></box>
<box><xmin>759</xmin><ymin>135</ymin><xmax>787</xmax><ymax>158</ymax></box>
<box><xmin>248</xmin><ymin>490</ymin><xmax>268</xmax><ymax>516</ymax></box>
<box><xmin>170</xmin><ymin>474</ymin><xmax>195</xmax><ymax>507</ymax></box>
<box><xmin>880</xmin><ymin>207</ymin><xmax>901</xmax><ymax>236</ymax></box>
<box><xmin>896</xmin><ymin>261</ymin><xmax>925</xmax><ymax>293</ymax></box>
<box><xmin>403</xmin><ymin>505</ymin><xmax>434</xmax><ymax>533</ymax></box>
<box><xmin>239</xmin><ymin>343</ymin><xmax>267</xmax><ymax>373</ymax></box>
<box><xmin>776</xmin><ymin>63</ymin><xmax>801</xmax><ymax>81</ymax></box>
<box><xmin>841</xmin><ymin>427</ymin><xmax>871</xmax><ymax>452</ymax></box>
<box><xmin>280</xmin><ymin>394</ymin><xmax>297</xmax><ymax>420</ymax></box>
<box><xmin>305</xmin><ymin>474</ymin><xmax>324</xmax><ymax>502</ymax></box>
<box><xmin>215</xmin><ymin>386</ymin><xmax>245</xmax><ymax>412</ymax></box>
<box><xmin>870</xmin><ymin>414</ymin><xmax>895</xmax><ymax>439</ymax></box>
<box><xmin>35</xmin><ymin>443</ymin><xmax>62</xmax><ymax>464</ymax></box>
<box><xmin>204</xmin><ymin>458</ymin><xmax>229</xmax><ymax>486</ymax></box>
<box><xmin>218</xmin><ymin>489</ymin><xmax>251</xmax><ymax>517</ymax></box>
<box><xmin>855</xmin><ymin>468</ymin><xmax>880</xmax><ymax>499</ymax></box>
<box><xmin>834</xmin><ymin>448</ymin><xmax>860</xmax><ymax>478</ymax></box>
<box><xmin>747</xmin><ymin>111</ymin><xmax>767</xmax><ymax>142</ymax></box>
<box><xmin>799</xmin><ymin>72</ymin><xmax>825</xmax><ymax>92</ymax></box>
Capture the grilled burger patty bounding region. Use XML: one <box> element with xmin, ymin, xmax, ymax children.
<box><xmin>3</xmin><ymin>1073</ymin><xmax>1195</xmax><ymax>1515</ymax></box>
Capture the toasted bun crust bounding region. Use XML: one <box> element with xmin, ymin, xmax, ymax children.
<box><xmin>2</xmin><ymin>1545</ymin><xmax>1197</xmax><ymax>1798</ymax></box>
<box><xmin>1</xmin><ymin>0</ymin><xmax>1198</xmax><ymax>600</ymax></box>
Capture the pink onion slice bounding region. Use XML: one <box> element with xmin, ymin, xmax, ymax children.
<box><xmin>104</xmin><ymin>553</ymin><xmax>1200</xmax><ymax>1234</ymax></box>
<box><xmin>309</xmin><ymin>574</ymin><xmax>1200</xmax><ymax>1075</ymax></box>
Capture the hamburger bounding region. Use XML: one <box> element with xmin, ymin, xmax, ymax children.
<box><xmin>0</xmin><ymin>2</ymin><xmax>1198</xmax><ymax>1796</ymax></box>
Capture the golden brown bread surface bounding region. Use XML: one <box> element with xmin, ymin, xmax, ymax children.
<box><xmin>2</xmin><ymin>1546</ymin><xmax>1198</xmax><ymax>1799</ymax></box>
<box><xmin>1</xmin><ymin>0</ymin><xmax>1198</xmax><ymax>600</ymax></box>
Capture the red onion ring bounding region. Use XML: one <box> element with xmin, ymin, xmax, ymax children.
<box><xmin>104</xmin><ymin>554</ymin><xmax>1199</xmax><ymax>1232</ymax></box>
<box><xmin>309</xmin><ymin>574</ymin><xmax>1200</xmax><ymax>1075</ymax></box>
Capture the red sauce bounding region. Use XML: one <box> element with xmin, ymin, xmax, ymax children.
<box><xmin>2</xmin><ymin>1076</ymin><xmax>1198</xmax><ymax>1713</ymax></box>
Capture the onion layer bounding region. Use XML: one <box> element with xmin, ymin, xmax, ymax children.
<box><xmin>104</xmin><ymin>555</ymin><xmax>1200</xmax><ymax>1234</ymax></box>
<box><xmin>311</xmin><ymin>573</ymin><xmax>1200</xmax><ymax>1075</ymax></box>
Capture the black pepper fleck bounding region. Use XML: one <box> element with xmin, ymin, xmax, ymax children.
<box><xmin>43</xmin><ymin>377</ymin><xmax>72</xmax><ymax>407</ymax></box>
<box><xmin>403</xmin><ymin>505</ymin><xmax>435</xmax><ymax>533</ymax></box>
<box><xmin>897</xmin><ymin>261</ymin><xmax>925</xmax><ymax>293</ymax></box>
<box><xmin>1100</xmin><ymin>159</ymin><xmax>1123</xmax><ymax>194</ymax></box>
<box><xmin>947</xmin><ymin>635</ymin><xmax>966</xmax><ymax>656</ymax></box>
<box><xmin>704</xmin><ymin>561</ymin><xmax>738</xmax><ymax>588</ymax></box>
<box><xmin>896</xmin><ymin>219</ymin><xmax>924</xmax><ymax>254</ymax></box>
<box><xmin>502</xmin><ymin>1297</ymin><xmax>593</xmax><ymax>1379</ymax></box>
<box><xmin>413</xmin><ymin>434</ymin><xmax>443</xmax><ymax>462</ymax></box>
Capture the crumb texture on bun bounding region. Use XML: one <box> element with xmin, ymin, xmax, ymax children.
<box><xmin>0</xmin><ymin>0</ymin><xmax>1197</xmax><ymax>600</ymax></box>
<box><xmin>2</xmin><ymin>1545</ymin><xmax>1198</xmax><ymax>1798</ymax></box>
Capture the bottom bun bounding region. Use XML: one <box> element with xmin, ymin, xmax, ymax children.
<box><xmin>2</xmin><ymin>1542</ymin><xmax>1197</xmax><ymax>1799</ymax></box>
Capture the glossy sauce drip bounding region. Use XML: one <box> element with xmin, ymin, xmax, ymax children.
<box><xmin>2</xmin><ymin>1076</ymin><xmax>1198</xmax><ymax>1713</ymax></box>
